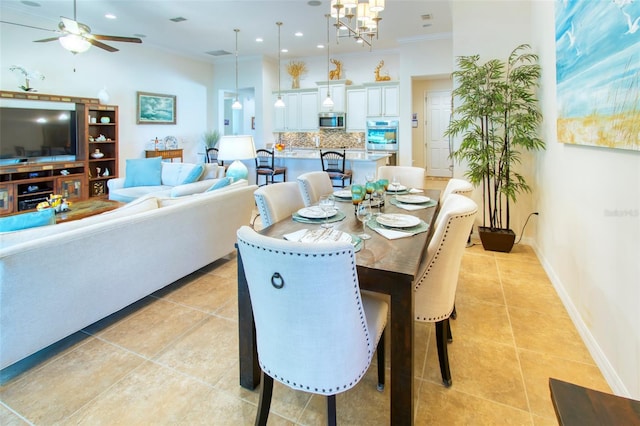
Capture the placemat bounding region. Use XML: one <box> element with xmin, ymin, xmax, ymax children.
<box><xmin>390</xmin><ymin>197</ymin><xmax>438</xmax><ymax>210</ymax></box>
<box><xmin>366</xmin><ymin>216</ymin><xmax>429</xmax><ymax>239</ymax></box>
<box><xmin>292</xmin><ymin>210</ymin><xmax>346</xmax><ymax>224</ymax></box>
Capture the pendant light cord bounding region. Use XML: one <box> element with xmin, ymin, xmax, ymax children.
<box><xmin>277</xmin><ymin>22</ymin><xmax>282</xmax><ymax>98</ymax></box>
<box><xmin>326</xmin><ymin>15</ymin><xmax>330</xmax><ymax>97</ymax></box>
<box><xmin>234</xmin><ymin>29</ymin><xmax>239</xmax><ymax>103</ymax></box>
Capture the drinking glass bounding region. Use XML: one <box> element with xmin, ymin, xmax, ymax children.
<box><xmin>351</xmin><ymin>184</ymin><xmax>365</xmax><ymax>214</ymax></box>
<box><xmin>391</xmin><ymin>175</ymin><xmax>400</xmax><ymax>191</ymax></box>
<box><xmin>374</xmin><ymin>180</ymin><xmax>386</xmax><ymax>213</ymax></box>
<box><xmin>356</xmin><ymin>202</ymin><xmax>372</xmax><ymax>240</ymax></box>
<box><xmin>318</xmin><ymin>195</ymin><xmax>335</xmax><ymax>228</ymax></box>
<box><xmin>365</xmin><ymin>173</ymin><xmax>375</xmax><ymax>201</ymax></box>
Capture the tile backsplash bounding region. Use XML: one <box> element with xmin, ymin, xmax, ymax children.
<box><xmin>273</xmin><ymin>130</ymin><xmax>365</xmax><ymax>150</ymax></box>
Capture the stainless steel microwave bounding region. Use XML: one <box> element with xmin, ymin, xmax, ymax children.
<box><xmin>318</xmin><ymin>112</ymin><xmax>345</xmax><ymax>129</ymax></box>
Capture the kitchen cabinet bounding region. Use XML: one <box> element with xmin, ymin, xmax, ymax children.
<box><xmin>365</xmin><ymin>82</ymin><xmax>399</xmax><ymax>117</ymax></box>
<box><xmin>317</xmin><ymin>79</ymin><xmax>350</xmax><ymax>113</ymax></box>
<box><xmin>273</xmin><ymin>89</ymin><xmax>318</xmax><ymax>132</ymax></box>
<box><xmin>346</xmin><ymin>87</ymin><xmax>366</xmax><ymax>132</ymax></box>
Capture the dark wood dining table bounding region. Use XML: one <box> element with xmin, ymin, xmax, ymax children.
<box><xmin>237</xmin><ymin>189</ymin><xmax>441</xmax><ymax>425</ymax></box>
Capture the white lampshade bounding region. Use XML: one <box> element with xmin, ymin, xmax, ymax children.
<box><xmin>322</xmin><ymin>93</ymin><xmax>334</xmax><ymax>108</ymax></box>
<box><xmin>369</xmin><ymin>0</ymin><xmax>385</xmax><ymax>12</ymax></box>
<box><xmin>217</xmin><ymin>135</ymin><xmax>257</xmax><ymax>181</ymax></box>
<box><xmin>274</xmin><ymin>95</ymin><xmax>286</xmax><ymax>108</ymax></box>
<box><xmin>59</xmin><ymin>34</ymin><xmax>91</xmax><ymax>53</ymax></box>
<box><xmin>232</xmin><ymin>99</ymin><xmax>242</xmax><ymax>110</ymax></box>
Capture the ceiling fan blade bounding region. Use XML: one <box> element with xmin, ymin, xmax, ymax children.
<box><xmin>0</xmin><ymin>20</ymin><xmax>57</xmax><ymax>33</ymax></box>
<box><xmin>93</xmin><ymin>34</ymin><xmax>142</xmax><ymax>44</ymax></box>
<box><xmin>86</xmin><ymin>37</ymin><xmax>119</xmax><ymax>52</ymax></box>
<box><xmin>34</xmin><ymin>37</ymin><xmax>61</xmax><ymax>43</ymax></box>
<box><xmin>60</xmin><ymin>16</ymin><xmax>81</xmax><ymax>35</ymax></box>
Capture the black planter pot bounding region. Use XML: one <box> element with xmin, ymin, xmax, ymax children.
<box><xmin>478</xmin><ymin>226</ymin><xmax>516</xmax><ymax>253</ymax></box>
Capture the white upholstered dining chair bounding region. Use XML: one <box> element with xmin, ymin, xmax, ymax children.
<box><xmin>414</xmin><ymin>193</ymin><xmax>477</xmax><ymax>386</ymax></box>
<box><xmin>297</xmin><ymin>171</ymin><xmax>334</xmax><ymax>207</ymax></box>
<box><xmin>440</xmin><ymin>178</ymin><xmax>474</xmax><ymax>203</ymax></box>
<box><xmin>236</xmin><ymin>225</ymin><xmax>388</xmax><ymax>426</ymax></box>
<box><xmin>376</xmin><ymin>165</ymin><xmax>425</xmax><ymax>189</ymax></box>
<box><xmin>253</xmin><ymin>182</ymin><xmax>305</xmax><ymax>229</ymax></box>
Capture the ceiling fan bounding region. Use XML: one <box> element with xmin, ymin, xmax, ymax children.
<box><xmin>0</xmin><ymin>0</ymin><xmax>142</xmax><ymax>53</ymax></box>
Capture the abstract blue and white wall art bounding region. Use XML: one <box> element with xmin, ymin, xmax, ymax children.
<box><xmin>555</xmin><ymin>0</ymin><xmax>639</xmax><ymax>151</ymax></box>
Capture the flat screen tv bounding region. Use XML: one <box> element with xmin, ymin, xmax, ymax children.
<box><xmin>0</xmin><ymin>106</ymin><xmax>78</xmax><ymax>164</ymax></box>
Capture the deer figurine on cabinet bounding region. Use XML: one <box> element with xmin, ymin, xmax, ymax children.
<box><xmin>374</xmin><ymin>60</ymin><xmax>391</xmax><ymax>82</ymax></box>
<box><xmin>329</xmin><ymin>59</ymin><xmax>342</xmax><ymax>80</ymax></box>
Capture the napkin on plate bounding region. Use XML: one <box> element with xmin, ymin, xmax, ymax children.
<box><xmin>284</xmin><ymin>228</ymin><xmax>351</xmax><ymax>243</ymax></box>
<box><xmin>373</xmin><ymin>227</ymin><xmax>413</xmax><ymax>240</ymax></box>
<box><xmin>409</xmin><ymin>188</ymin><xmax>424</xmax><ymax>194</ymax></box>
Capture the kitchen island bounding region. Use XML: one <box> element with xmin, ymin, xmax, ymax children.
<box><xmin>271</xmin><ymin>149</ymin><xmax>390</xmax><ymax>185</ymax></box>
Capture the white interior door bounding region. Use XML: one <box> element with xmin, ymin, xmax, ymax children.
<box><xmin>425</xmin><ymin>90</ymin><xmax>453</xmax><ymax>177</ymax></box>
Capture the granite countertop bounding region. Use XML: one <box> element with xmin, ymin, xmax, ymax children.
<box><xmin>274</xmin><ymin>149</ymin><xmax>389</xmax><ymax>161</ymax></box>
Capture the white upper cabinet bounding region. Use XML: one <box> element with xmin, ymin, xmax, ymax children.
<box><xmin>272</xmin><ymin>90</ymin><xmax>318</xmax><ymax>132</ymax></box>
<box><xmin>365</xmin><ymin>83</ymin><xmax>399</xmax><ymax>117</ymax></box>
<box><xmin>346</xmin><ymin>87</ymin><xmax>366</xmax><ymax>132</ymax></box>
<box><xmin>317</xmin><ymin>80</ymin><xmax>349</xmax><ymax>113</ymax></box>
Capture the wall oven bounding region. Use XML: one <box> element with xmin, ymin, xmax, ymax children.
<box><xmin>366</xmin><ymin>119</ymin><xmax>398</xmax><ymax>151</ymax></box>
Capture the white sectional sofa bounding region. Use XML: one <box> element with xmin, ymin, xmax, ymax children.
<box><xmin>0</xmin><ymin>180</ymin><xmax>257</xmax><ymax>370</ymax></box>
<box><xmin>107</xmin><ymin>161</ymin><xmax>226</xmax><ymax>203</ymax></box>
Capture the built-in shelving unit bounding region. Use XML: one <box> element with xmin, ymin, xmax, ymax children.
<box><xmin>0</xmin><ymin>91</ymin><xmax>119</xmax><ymax>215</ymax></box>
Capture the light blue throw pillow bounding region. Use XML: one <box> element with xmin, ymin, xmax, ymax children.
<box><xmin>181</xmin><ymin>163</ymin><xmax>205</xmax><ymax>184</ymax></box>
<box><xmin>0</xmin><ymin>208</ymin><xmax>56</xmax><ymax>232</ymax></box>
<box><xmin>206</xmin><ymin>177</ymin><xmax>233</xmax><ymax>192</ymax></box>
<box><xmin>124</xmin><ymin>157</ymin><xmax>162</xmax><ymax>188</ymax></box>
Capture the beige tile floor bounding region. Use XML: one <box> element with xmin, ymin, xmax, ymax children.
<box><xmin>0</xmin><ymin>179</ymin><xmax>611</xmax><ymax>425</ymax></box>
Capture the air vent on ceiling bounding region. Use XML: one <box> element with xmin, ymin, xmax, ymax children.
<box><xmin>170</xmin><ymin>17</ymin><xmax>187</xmax><ymax>23</ymax></box>
<box><xmin>421</xmin><ymin>14</ymin><xmax>433</xmax><ymax>21</ymax></box>
<box><xmin>206</xmin><ymin>50</ymin><xmax>231</xmax><ymax>57</ymax></box>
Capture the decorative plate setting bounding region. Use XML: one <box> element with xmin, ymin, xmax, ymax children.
<box><xmin>333</xmin><ymin>189</ymin><xmax>352</xmax><ymax>199</ymax></box>
<box><xmin>386</xmin><ymin>184</ymin><xmax>408</xmax><ymax>192</ymax></box>
<box><xmin>297</xmin><ymin>206</ymin><xmax>337</xmax><ymax>219</ymax></box>
<box><xmin>376</xmin><ymin>213</ymin><xmax>421</xmax><ymax>228</ymax></box>
<box><xmin>164</xmin><ymin>136</ymin><xmax>178</xmax><ymax>149</ymax></box>
<box><xmin>395</xmin><ymin>195</ymin><xmax>431</xmax><ymax>204</ymax></box>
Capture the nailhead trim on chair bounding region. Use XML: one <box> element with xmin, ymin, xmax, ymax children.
<box><xmin>413</xmin><ymin>211</ymin><xmax>476</xmax><ymax>322</ymax></box>
<box><xmin>238</xmin><ymin>237</ymin><xmax>374</xmax><ymax>394</ymax></box>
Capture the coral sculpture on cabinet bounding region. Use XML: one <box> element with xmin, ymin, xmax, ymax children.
<box><xmin>329</xmin><ymin>59</ymin><xmax>342</xmax><ymax>80</ymax></box>
<box><xmin>287</xmin><ymin>61</ymin><xmax>307</xmax><ymax>89</ymax></box>
<box><xmin>374</xmin><ymin>60</ymin><xmax>391</xmax><ymax>81</ymax></box>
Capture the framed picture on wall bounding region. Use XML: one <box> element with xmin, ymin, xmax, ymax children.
<box><xmin>136</xmin><ymin>92</ymin><xmax>176</xmax><ymax>124</ymax></box>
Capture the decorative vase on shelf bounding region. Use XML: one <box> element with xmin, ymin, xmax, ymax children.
<box><xmin>97</xmin><ymin>87</ymin><xmax>110</xmax><ymax>105</ymax></box>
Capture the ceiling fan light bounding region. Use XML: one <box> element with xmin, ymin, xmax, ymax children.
<box><xmin>59</xmin><ymin>34</ymin><xmax>91</xmax><ymax>53</ymax></box>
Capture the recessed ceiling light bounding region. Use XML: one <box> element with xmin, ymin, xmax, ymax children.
<box><xmin>21</xmin><ymin>1</ymin><xmax>40</xmax><ymax>7</ymax></box>
<box><xmin>105</xmin><ymin>13</ymin><xmax>116</xmax><ymax>19</ymax></box>
<box><xmin>307</xmin><ymin>0</ymin><xmax>321</xmax><ymax>6</ymax></box>
<box><xmin>317</xmin><ymin>44</ymin><xmax>325</xmax><ymax>49</ymax></box>
<box><xmin>169</xmin><ymin>17</ymin><xmax>187</xmax><ymax>23</ymax></box>
<box><xmin>281</xmin><ymin>48</ymin><xmax>288</xmax><ymax>53</ymax></box>
<box><xmin>256</xmin><ymin>37</ymin><xmax>263</xmax><ymax>43</ymax></box>
<box><xmin>295</xmin><ymin>32</ymin><xmax>303</xmax><ymax>37</ymax></box>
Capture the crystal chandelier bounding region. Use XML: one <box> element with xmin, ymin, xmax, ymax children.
<box><xmin>330</xmin><ymin>0</ymin><xmax>384</xmax><ymax>49</ymax></box>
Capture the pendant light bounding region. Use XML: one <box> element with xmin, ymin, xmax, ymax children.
<box><xmin>322</xmin><ymin>14</ymin><xmax>334</xmax><ymax>109</ymax></box>
<box><xmin>232</xmin><ymin>28</ymin><xmax>242</xmax><ymax>110</ymax></box>
<box><xmin>274</xmin><ymin>22</ymin><xmax>286</xmax><ymax>108</ymax></box>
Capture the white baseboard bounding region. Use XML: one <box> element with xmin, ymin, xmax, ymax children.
<box><xmin>531</xmin><ymin>243</ymin><xmax>631</xmax><ymax>397</ymax></box>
